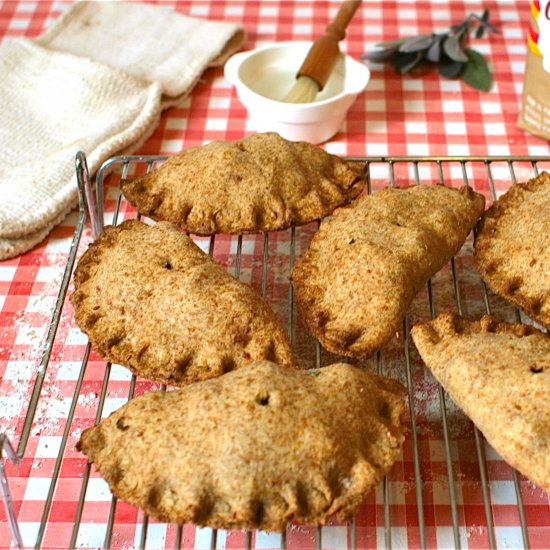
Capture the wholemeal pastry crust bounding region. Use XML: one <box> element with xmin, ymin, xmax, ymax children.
<box><xmin>411</xmin><ymin>313</ymin><xmax>550</xmax><ymax>494</ymax></box>
<box><xmin>474</xmin><ymin>171</ymin><xmax>550</xmax><ymax>329</ymax></box>
<box><xmin>121</xmin><ymin>132</ymin><xmax>364</xmax><ymax>235</ymax></box>
<box><xmin>292</xmin><ymin>184</ymin><xmax>485</xmax><ymax>357</ymax></box>
<box><xmin>70</xmin><ymin>220</ymin><xmax>296</xmax><ymax>385</ymax></box>
<box><xmin>77</xmin><ymin>360</ymin><xmax>406</xmax><ymax>531</ymax></box>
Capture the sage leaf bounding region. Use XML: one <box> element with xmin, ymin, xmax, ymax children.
<box><xmin>443</xmin><ymin>35</ymin><xmax>469</xmax><ymax>62</ymax></box>
<box><xmin>375</xmin><ymin>38</ymin><xmax>407</xmax><ymax>48</ymax></box>
<box><xmin>361</xmin><ymin>11</ymin><xmax>496</xmax><ymax>85</ymax></box>
<box><xmin>438</xmin><ymin>54</ymin><xmax>464</xmax><ymax>78</ymax></box>
<box><xmin>362</xmin><ymin>48</ymin><xmax>399</xmax><ymax>62</ymax></box>
<box><xmin>476</xmin><ymin>9</ymin><xmax>491</xmax><ymax>38</ymax></box>
<box><xmin>426</xmin><ymin>36</ymin><xmax>442</xmax><ymax>62</ymax></box>
<box><xmin>460</xmin><ymin>49</ymin><xmax>492</xmax><ymax>91</ymax></box>
<box><xmin>391</xmin><ymin>51</ymin><xmax>424</xmax><ymax>74</ymax></box>
<box><xmin>399</xmin><ymin>34</ymin><xmax>435</xmax><ymax>53</ymax></box>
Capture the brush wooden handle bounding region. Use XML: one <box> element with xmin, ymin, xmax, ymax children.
<box><xmin>296</xmin><ymin>0</ymin><xmax>362</xmax><ymax>91</ymax></box>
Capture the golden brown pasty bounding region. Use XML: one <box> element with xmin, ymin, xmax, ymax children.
<box><xmin>412</xmin><ymin>313</ymin><xmax>550</xmax><ymax>494</ymax></box>
<box><xmin>475</xmin><ymin>171</ymin><xmax>550</xmax><ymax>328</ymax></box>
<box><xmin>78</xmin><ymin>360</ymin><xmax>405</xmax><ymax>531</ymax></box>
<box><xmin>292</xmin><ymin>184</ymin><xmax>485</xmax><ymax>357</ymax></box>
<box><xmin>70</xmin><ymin>220</ymin><xmax>296</xmax><ymax>385</ymax></box>
<box><xmin>121</xmin><ymin>132</ymin><xmax>364</xmax><ymax>234</ymax></box>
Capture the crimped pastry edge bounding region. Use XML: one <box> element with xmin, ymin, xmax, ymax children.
<box><xmin>121</xmin><ymin>133</ymin><xmax>366</xmax><ymax>235</ymax></box>
<box><xmin>474</xmin><ymin>171</ymin><xmax>550</xmax><ymax>329</ymax></box>
<box><xmin>77</xmin><ymin>361</ymin><xmax>407</xmax><ymax>531</ymax></box>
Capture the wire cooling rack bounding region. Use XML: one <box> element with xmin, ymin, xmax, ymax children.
<box><xmin>1</xmin><ymin>154</ymin><xmax>549</xmax><ymax>550</ymax></box>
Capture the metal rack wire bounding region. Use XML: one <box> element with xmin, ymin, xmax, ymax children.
<box><xmin>1</xmin><ymin>154</ymin><xmax>549</xmax><ymax>549</ymax></box>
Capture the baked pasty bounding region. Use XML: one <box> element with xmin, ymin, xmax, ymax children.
<box><xmin>121</xmin><ymin>132</ymin><xmax>364</xmax><ymax>235</ymax></box>
<box><xmin>475</xmin><ymin>172</ymin><xmax>550</xmax><ymax>329</ymax></box>
<box><xmin>70</xmin><ymin>220</ymin><xmax>296</xmax><ymax>385</ymax></box>
<box><xmin>411</xmin><ymin>314</ymin><xmax>550</xmax><ymax>494</ymax></box>
<box><xmin>78</xmin><ymin>360</ymin><xmax>405</xmax><ymax>531</ymax></box>
<box><xmin>292</xmin><ymin>184</ymin><xmax>485</xmax><ymax>357</ymax></box>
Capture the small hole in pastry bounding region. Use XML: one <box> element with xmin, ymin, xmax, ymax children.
<box><xmin>530</xmin><ymin>365</ymin><xmax>544</xmax><ymax>374</ymax></box>
<box><xmin>255</xmin><ymin>392</ymin><xmax>270</xmax><ymax>406</ymax></box>
<box><xmin>116</xmin><ymin>417</ymin><xmax>130</xmax><ymax>431</ymax></box>
<box><xmin>163</xmin><ymin>261</ymin><xmax>173</xmax><ymax>270</ymax></box>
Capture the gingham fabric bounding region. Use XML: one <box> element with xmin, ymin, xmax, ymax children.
<box><xmin>1</xmin><ymin>1</ymin><xmax>550</xmax><ymax>550</ymax></box>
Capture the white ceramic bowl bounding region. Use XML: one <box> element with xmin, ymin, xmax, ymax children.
<box><xmin>224</xmin><ymin>41</ymin><xmax>370</xmax><ymax>144</ymax></box>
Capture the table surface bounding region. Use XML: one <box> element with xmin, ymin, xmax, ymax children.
<box><xmin>1</xmin><ymin>1</ymin><xmax>550</xmax><ymax>549</ymax></box>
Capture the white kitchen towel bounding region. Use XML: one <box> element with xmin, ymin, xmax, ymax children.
<box><xmin>0</xmin><ymin>1</ymin><xmax>245</xmax><ymax>260</ymax></box>
<box><xmin>36</xmin><ymin>1</ymin><xmax>245</xmax><ymax>107</ymax></box>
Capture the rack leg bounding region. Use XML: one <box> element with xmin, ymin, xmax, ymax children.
<box><xmin>0</xmin><ymin>435</ymin><xmax>23</xmax><ymax>549</ymax></box>
<box><xmin>75</xmin><ymin>151</ymin><xmax>101</xmax><ymax>239</ymax></box>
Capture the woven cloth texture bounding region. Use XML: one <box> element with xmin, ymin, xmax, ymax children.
<box><xmin>0</xmin><ymin>0</ymin><xmax>244</xmax><ymax>260</ymax></box>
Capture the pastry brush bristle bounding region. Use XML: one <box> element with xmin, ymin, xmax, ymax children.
<box><xmin>283</xmin><ymin>75</ymin><xmax>319</xmax><ymax>104</ymax></box>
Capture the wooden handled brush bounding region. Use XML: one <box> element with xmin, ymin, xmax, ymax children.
<box><xmin>283</xmin><ymin>0</ymin><xmax>362</xmax><ymax>104</ymax></box>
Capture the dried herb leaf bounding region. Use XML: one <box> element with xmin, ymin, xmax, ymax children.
<box><xmin>375</xmin><ymin>38</ymin><xmax>408</xmax><ymax>48</ymax></box>
<box><xmin>362</xmin><ymin>10</ymin><xmax>496</xmax><ymax>92</ymax></box>
<box><xmin>391</xmin><ymin>51</ymin><xmax>424</xmax><ymax>74</ymax></box>
<box><xmin>399</xmin><ymin>35</ymin><xmax>435</xmax><ymax>53</ymax></box>
<box><xmin>361</xmin><ymin>48</ymin><xmax>399</xmax><ymax>62</ymax></box>
<box><xmin>476</xmin><ymin>9</ymin><xmax>490</xmax><ymax>37</ymax></box>
<box><xmin>438</xmin><ymin>55</ymin><xmax>464</xmax><ymax>78</ymax></box>
<box><xmin>426</xmin><ymin>36</ymin><xmax>442</xmax><ymax>63</ymax></box>
<box><xmin>443</xmin><ymin>35</ymin><xmax>469</xmax><ymax>62</ymax></box>
<box><xmin>460</xmin><ymin>49</ymin><xmax>492</xmax><ymax>91</ymax></box>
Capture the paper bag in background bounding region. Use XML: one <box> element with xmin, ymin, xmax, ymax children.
<box><xmin>517</xmin><ymin>1</ymin><xmax>550</xmax><ymax>140</ymax></box>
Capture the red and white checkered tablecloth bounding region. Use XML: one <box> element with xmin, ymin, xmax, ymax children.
<box><xmin>1</xmin><ymin>1</ymin><xmax>550</xmax><ymax>549</ymax></box>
